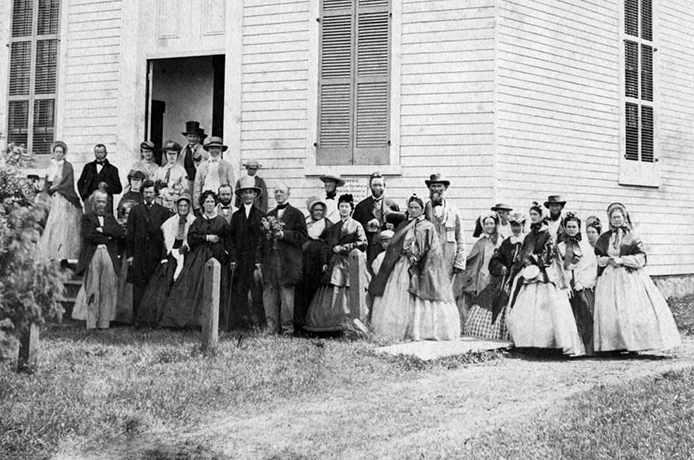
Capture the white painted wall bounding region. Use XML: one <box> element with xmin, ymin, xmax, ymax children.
<box><xmin>0</xmin><ymin>0</ymin><xmax>11</xmax><ymax>151</ymax></box>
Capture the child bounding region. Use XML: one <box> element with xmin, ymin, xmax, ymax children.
<box><xmin>371</xmin><ymin>230</ymin><xmax>394</xmax><ymax>275</ymax></box>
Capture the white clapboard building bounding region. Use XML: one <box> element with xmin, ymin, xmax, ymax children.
<box><xmin>1</xmin><ymin>0</ymin><xmax>692</xmax><ymax>293</ymax></box>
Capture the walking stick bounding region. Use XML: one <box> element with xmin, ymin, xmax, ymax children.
<box><xmin>225</xmin><ymin>263</ymin><xmax>237</xmax><ymax>332</ymax></box>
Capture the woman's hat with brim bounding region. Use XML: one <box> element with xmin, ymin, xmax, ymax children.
<box><xmin>508</xmin><ymin>212</ymin><xmax>526</xmax><ymax>224</ymax></box>
<box><xmin>319</xmin><ymin>174</ymin><xmax>345</xmax><ymax>187</ymax></box>
<box><xmin>377</xmin><ymin>230</ymin><xmax>395</xmax><ymax>241</ymax></box>
<box><xmin>491</xmin><ymin>203</ymin><xmax>513</xmax><ymax>212</ymax></box>
<box><xmin>544</xmin><ymin>195</ymin><xmax>567</xmax><ymax>208</ymax></box>
<box><xmin>243</xmin><ymin>159</ymin><xmax>263</xmax><ymax>169</ymax></box>
<box><xmin>306</xmin><ymin>197</ymin><xmax>327</xmax><ymax>213</ymax></box>
<box><xmin>203</xmin><ymin>136</ymin><xmax>228</xmax><ymax>152</ymax></box>
<box><xmin>176</xmin><ymin>192</ymin><xmax>192</xmax><ymax>205</ymax></box>
<box><xmin>234</xmin><ymin>175</ymin><xmax>262</xmax><ymax>198</ymax></box>
<box><xmin>424</xmin><ymin>173</ymin><xmax>450</xmax><ymax>188</ymax></box>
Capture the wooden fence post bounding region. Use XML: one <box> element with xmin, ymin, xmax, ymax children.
<box><xmin>348</xmin><ymin>249</ymin><xmax>367</xmax><ymax>321</ymax></box>
<box><xmin>202</xmin><ymin>259</ymin><xmax>220</xmax><ymax>353</ymax></box>
<box><xmin>17</xmin><ymin>323</ymin><xmax>39</xmax><ymax>372</ymax></box>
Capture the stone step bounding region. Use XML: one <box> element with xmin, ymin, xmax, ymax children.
<box><xmin>375</xmin><ymin>337</ymin><xmax>513</xmax><ymax>361</ymax></box>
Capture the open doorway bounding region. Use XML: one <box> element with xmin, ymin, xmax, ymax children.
<box><xmin>146</xmin><ymin>55</ymin><xmax>225</xmax><ymax>164</ymax></box>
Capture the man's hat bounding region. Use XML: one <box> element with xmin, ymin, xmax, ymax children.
<box><xmin>243</xmin><ymin>159</ymin><xmax>263</xmax><ymax>169</ymax></box>
<box><xmin>491</xmin><ymin>203</ymin><xmax>513</xmax><ymax>212</ymax></box>
<box><xmin>181</xmin><ymin>121</ymin><xmax>207</xmax><ymax>139</ymax></box>
<box><xmin>140</xmin><ymin>140</ymin><xmax>155</xmax><ymax>151</ymax></box>
<box><xmin>319</xmin><ymin>174</ymin><xmax>345</xmax><ymax>187</ymax></box>
<box><xmin>203</xmin><ymin>136</ymin><xmax>228</xmax><ymax>152</ymax></box>
<box><xmin>425</xmin><ymin>173</ymin><xmax>450</xmax><ymax>188</ymax></box>
<box><xmin>127</xmin><ymin>169</ymin><xmax>146</xmax><ymax>180</ymax></box>
<box><xmin>234</xmin><ymin>175</ymin><xmax>262</xmax><ymax>197</ymax></box>
<box><xmin>544</xmin><ymin>195</ymin><xmax>567</xmax><ymax>208</ymax></box>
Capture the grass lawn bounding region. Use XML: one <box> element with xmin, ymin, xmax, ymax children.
<box><xmin>2</xmin><ymin>295</ymin><xmax>694</xmax><ymax>459</ymax></box>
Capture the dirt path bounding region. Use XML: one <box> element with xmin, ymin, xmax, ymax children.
<box><xmin>57</xmin><ymin>338</ymin><xmax>694</xmax><ymax>460</ymax></box>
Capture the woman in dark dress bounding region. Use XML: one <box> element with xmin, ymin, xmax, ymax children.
<box><xmin>159</xmin><ymin>190</ymin><xmax>228</xmax><ymax>328</ymax></box>
<box><xmin>138</xmin><ymin>193</ymin><xmax>196</xmax><ymax>326</ymax></box>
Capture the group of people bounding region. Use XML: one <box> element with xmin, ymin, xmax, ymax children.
<box><xmin>36</xmin><ymin>127</ymin><xmax>682</xmax><ymax>354</ymax></box>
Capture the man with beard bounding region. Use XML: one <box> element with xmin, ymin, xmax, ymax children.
<box><xmin>227</xmin><ymin>176</ymin><xmax>265</xmax><ymax>329</ymax></box>
<box><xmin>126</xmin><ymin>180</ymin><xmax>172</xmax><ymax>321</ymax></box>
<box><xmin>352</xmin><ymin>172</ymin><xmax>400</xmax><ymax>270</ymax></box>
<box><xmin>178</xmin><ymin>121</ymin><xmax>208</xmax><ymax>196</ymax></box>
<box><xmin>424</xmin><ymin>173</ymin><xmax>467</xmax><ymax>280</ymax></box>
<box><xmin>216</xmin><ymin>184</ymin><xmax>236</xmax><ymax>224</ymax></box>
<box><xmin>544</xmin><ymin>195</ymin><xmax>567</xmax><ymax>243</ymax></box>
<box><xmin>73</xmin><ymin>190</ymin><xmax>125</xmax><ymax>329</ymax></box>
<box><xmin>77</xmin><ymin>144</ymin><xmax>122</xmax><ymax>215</ymax></box>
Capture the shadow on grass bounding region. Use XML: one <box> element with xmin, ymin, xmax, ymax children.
<box><xmin>507</xmin><ymin>347</ymin><xmax>673</xmax><ymax>362</ymax></box>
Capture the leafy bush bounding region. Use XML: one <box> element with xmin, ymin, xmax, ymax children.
<box><xmin>0</xmin><ymin>144</ymin><xmax>67</xmax><ymax>362</ymax></box>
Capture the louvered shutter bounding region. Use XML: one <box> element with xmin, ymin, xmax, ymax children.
<box><xmin>12</xmin><ymin>0</ymin><xmax>33</xmax><ymax>38</ymax></box>
<box><xmin>33</xmin><ymin>99</ymin><xmax>55</xmax><ymax>155</ymax></box>
<box><xmin>318</xmin><ymin>0</ymin><xmax>354</xmax><ymax>165</ymax></box>
<box><xmin>37</xmin><ymin>0</ymin><xmax>60</xmax><ymax>35</ymax></box>
<box><xmin>35</xmin><ymin>39</ymin><xmax>58</xmax><ymax>94</ymax></box>
<box><xmin>354</xmin><ymin>0</ymin><xmax>389</xmax><ymax>165</ymax></box>
<box><xmin>8</xmin><ymin>101</ymin><xmax>30</xmax><ymax>147</ymax></box>
<box><xmin>625</xmin><ymin>103</ymin><xmax>639</xmax><ymax>161</ymax></box>
<box><xmin>9</xmin><ymin>42</ymin><xmax>31</xmax><ymax>96</ymax></box>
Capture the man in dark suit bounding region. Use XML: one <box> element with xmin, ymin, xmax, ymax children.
<box><xmin>227</xmin><ymin>176</ymin><xmax>266</xmax><ymax>329</ymax></box>
<box><xmin>178</xmin><ymin>121</ymin><xmax>207</xmax><ymax>197</ymax></box>
<box><xmin>77</xmin><ymin>144</ymin><xmax>122</xmax><ymax>215</ymax></box>
<box><xmin>255</xmin><ymin>182</ymin><xmax>308</xmax><ymax>335</ymax></box>
<box><xmin>352</xmin><ymin>172</ymin><xmax>400</xmax><ymax>271</ymax></box>
<box><xmin>74</xmin><ymin>190</ymin><xmax>125</xmax><ymax>329</ymax></box>
<box><xmin>125</xmin><ymin>180</ymin><xmax>172</xmax><ymax>320</ymax></box>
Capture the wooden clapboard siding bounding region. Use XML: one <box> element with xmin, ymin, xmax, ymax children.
<box><xmin>496</xmin><ymin>0</ymin><xmax>694</xmax><ymax>276</ymax></box>
<box><xmin>60</xmin><ymin>0</ymin><xmax>123</xmax><ymax>164</ymax></box>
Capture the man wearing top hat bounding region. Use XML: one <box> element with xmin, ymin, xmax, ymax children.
<box><xmin>77</xmin><ymin>143</ymin><xmax>123</xmax><ymax>215</ymax></box>
<box><xmin>179</xmin><ymin>121</ymin><xmax>208</xmax><ymax>195</ymax></box>
<box><xmin>129</xmin><ymin>141</ymin><xmax>159</xmax><ymax>181</ymax></box>
<box><xmin>193</xmin><ymin>136</ymin><xmax>236</xmax><ymax>212</ymax></box>
<box><xmin>319</xmin><ymin>174</ymin><xmax>344</xmax><ymax>223</ymax></box>
<box><xmin>545</xmin><ymin>195</ymin><xmax>567</xmax><ymax>243</ymax></box>
<box><xmin>491</xmin><ymin>203</ymin><xmax>514</xmax><ymax>240</ymax></box>
<box><xmin>352</xmin><ymin>172</ymin><xmax>400</xmax><ymax>271</ymax></box>
<box><xmin>227</xmin><ymin>176</ymin><xmax>266</xmax><ymax>328</ymax></box>
<box><xmin>234</xmin><ymin>159</ymin><xmax>268</xmax><ymax>214</ymax></box>
<box><xmin>424</xmin><ymin>173</ymin><xmax>467</xmax><ymax>279</ymax></box>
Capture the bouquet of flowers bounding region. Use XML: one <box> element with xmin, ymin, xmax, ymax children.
<box><xmin>260</xmin><ymin>216</ymin><xmax>285</xmax><ymax>249</ymax></box>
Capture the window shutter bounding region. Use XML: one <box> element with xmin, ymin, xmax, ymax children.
<box><xmin>318</xmin><ymin>0</ymin><xmax>353</xmax><ymax>165</ymax></box>
<box><xmin>354</xmin><ymin>0</ymin><xmax>389</xmax><ymax>165</ymax></box>
<box><xmin>37</xmin><ymin>0</ymin><xmax>60</xmax><ymax>35</ymax></box>
<box><xmin>624</xmin><ymin>0</ymin><xmax>638</xmax><ymax>36</ymax></box>
<box><xmin>624</xmin><ymin>41</ymin><xmax>638</xmax><ymax>99</ymax></box>
<box><xmin>641</xmin><ymin>0</ymin><xmax>652</xmax><ymax>41</ymax></box>
<box><xmin>33</xmin><ymin>99</ymin><xmax>55</xmax><ymax>155</ymax></box>
<box><xmin>12</xmin><ymin>0</ymin><xmax>33</xmax><ymax>38</ymax></box>
<box><xmin>625</xmin><ymin>103</ymin><xmax>639</xmax><ymax>161</ymax></box>
<box><xmin>641</xmin><ymin>106</ymin><xmax>654</xmax><ymax>162</ymax></box>
<box><xmin>35</xmin><ymin>39</ymin><xmax>58</xmax><ymax>94</ymax></box>
<box><xmin>9</xmin><ymin>42</ymin><xmax>32</xmax><ymax>96</ymax></box>
<box><xmin>8</xmin><ymin>101</ymin><xmax>30</xmax><ymax>147</ymax></box>
<box><xmin>641</xmin><ymin>44</ymin><xmax>653</xmax><ymax>102</ymax></box>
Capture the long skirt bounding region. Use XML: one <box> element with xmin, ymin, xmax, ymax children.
<box><xmin>371</xmin><ymin>257</ymin><xmax>460</xmax><ymax>342</ymax></box>
<box><xmin>114</xmin><ymin>254</ymin><xmax>133</xmax><ymax>324</ymax></box>
<box><xmin>594</xmin><ymin>266</ymin><xmax>681</xmax><ymax>352</ymax></box>
<box><xmin>506</xmin><ymin>281</ymin><xmax>585</xmax><ymax>356</ymax></box>
<box><xmin>72</xmin><ymin>247</ymin><xmax>117</xmax><ymax>329</ymax></box>
<box><xmin>138</xmin><ymin>257</ymin><xmax>178</xmax><ymax>326</ymax></box>
<box><xmin>464</xmin><ymin>303</ymin><xmax>509</xmax><ymax>340</ymax></box>
<box><xmin>159</xmin><ymin>247</ymin><xmax>213</xmax><ymax>328</ymax></box>
<box><xmin>38</xmin><ymin>193</ymin><xmax>82</xmax><ymax>260</ymax></box>
<box><xmin>570</xmin><ymin>288</ymin><xmax>595</xmax><ymax>355</ymax></box>
<box><xmin>304</xmin><ymin>284</ymin><xmax>350</xmax><ymax>332</ymax></box>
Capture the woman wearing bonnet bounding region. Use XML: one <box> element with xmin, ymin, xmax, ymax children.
<box><xmin>38</xmin><ymin>140</ymin><xmax>83</xmax><ymax>261</ymax></box>
<box><xmin>593</xmin><ymin>202</ymin><xmax>681</xmax><ymax>352</ymax></box>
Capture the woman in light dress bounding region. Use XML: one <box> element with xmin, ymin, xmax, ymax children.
<box><xmin>461</xmin><ymin>212</ymin><xmax>506</xmax><ymax>339</ymax></box>
<box><xmin>506</xmin><ymin>202</ymin><xmax>584</xmax><ymax>356</ymax></box>
<box><xmin>593</xmin><ymin>202</ymin><xmax>681</xmax><ymax>353</ymax></box>
<box><xmin>38</xmin><ymin>141</ymin><xmax>83</xmax><ymax>261</ymax></box>
<box><xmin>152</xmin><ymin>141</ymin><xmax>187</xmax><ymax>201</ymax></box>
<box><xmin>369</xmin><ymin>194</ymin><xmax>460</xmax><ymax>342</ymax></box>
<box><xmin>557</xmin><ymin>212</ymin><xmax>597</xmax><ymax>355</ymax></box>
<box><xmin>304</xmin><ymin>194</ymin><xmax>367</xmax><ymax>333</ymax></box>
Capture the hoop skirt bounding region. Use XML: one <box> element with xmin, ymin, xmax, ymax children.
<box><xmin>594</xmin><ymin>265</ymin><xmax>681</xmax><ymax>352</ymax></box>
<box><xmin>38</xmin><ymin>193</ymin><xmax>82</xmax><ymax>260</ymax></box>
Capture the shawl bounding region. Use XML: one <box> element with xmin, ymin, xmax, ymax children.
<box><xmin>161</xmin><ymin>213</ymin><xmax>196</xmax><ymax>280</ymax></box>
<box><xmin>45</xmin><ymin>160</ymin><xmax>82</xmax><ymax>209</ymax></box>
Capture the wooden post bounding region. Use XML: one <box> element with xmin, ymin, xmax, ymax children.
<box><xmin>201</xmin><ymin>259</ymin><xmax>221</xmax><ymax>353</ymax></box>
<box><xmin>348</xmin><ymin>249</ymin><xmax>367</xmax><ymax>321</ymax></box>
<box><xmin>17</xmin><ymin>323</ymin><xmax>39</xmax><ymax>372</ymax></box>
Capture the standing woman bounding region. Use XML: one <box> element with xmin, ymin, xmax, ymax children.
<box><xmin>138</xmin><ymin>193</ymin><xmax>196</xmax><ymax>326</ymax></box>
<box><xmin>506</xmin><ymin>202</ymin><xmax>584</xmax><ymax>356</ymax></box>
<box><xmin>585</xmin><ymin>216</ymin><xmax>602</xmax><ymax>248</ymax></box>
<box><xmin>370</xmin><ymin>194</ymin><xmax>460</xmax><ymax>342</ymax></box>
<box><xmin>38</xmin><ymin>141</ymin><xmax>83</xmax><ymax>261</ymax></box>
<box><xmin>460</xmin><ymin>212</ymin><xmax>504</xmax><ymax>339</ymax></box>
<box><xmin>304</xmin><ymin>194</ymin><xmax>367</xmax><ymax>333</ymax></box>
<box><xmin>152</xmin><ymin>141</ymin><xmax>187</xmax><ymax>201</ymax></box>
<box><xmin>593</xmin><ymin>203</ymin><xmax>681</xmax><ymax>352</ymax></box>
<box><xmin>159</xmin><ymin>190</ymin><xmax>228</xmax><ymax>328</ymax></box>
<box><xmin>557</xmin><ymin>213</ymin><xmax>597</xmax><ymax>355</ymax></box>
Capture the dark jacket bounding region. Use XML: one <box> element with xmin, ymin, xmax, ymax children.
<box><xmin>228</xmin><ymin>205</ymin><xmax>265</xmax><ymax>263</ymax></box>
<box><xmin>77</xmin><ymin>159</ymin><xmax>122</xmax><ymax>212</ymax></box>
<box><xmin>125</xmin><ymin>202</ymin><xmax>171</xmax><ymax>284</ymax></box>
<box><xmin>594</xmin><ymin>229</ymin><xmax>646</xmax><ymax>277</ymax></box>
<box><xmin>352</xmin><ymin>195</ymin><xmax>400</xmax><ymax>266</ymax></box>
<box><xmin>256</xmin><ymin>204</ymin><xmax>308</xmax><ymax>286</ymax></box>
<box><xmin>76</xmin><ymin>212</ymin><xmax>125</xmax><ymax>276</ymax></box>
<box><xmin>234</xmin><ymin>176</ymin><xmax>269</xmax><ymax>214</ymax></box>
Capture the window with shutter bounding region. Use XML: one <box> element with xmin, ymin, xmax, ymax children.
<box><xmin>317</xmin><ymin>0</ymin><xmax>390</xmax><ymax>166</ymax></box>
<box><xmin>619</xmin><ymin>0</ymin><xmax>658</xmax><ymax>187</ymax></box>
<box><xmin>7</xmin><ymin>0</ymin><xmax>60</xmax><ymax>156</ymax></box>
